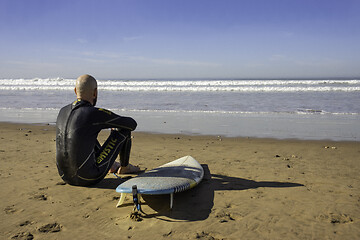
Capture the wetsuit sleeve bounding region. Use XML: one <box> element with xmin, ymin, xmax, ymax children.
<box><xmin>91</xmin><ymin>108</ymin><xmax>137</xmax><ymax>131</ymax></box>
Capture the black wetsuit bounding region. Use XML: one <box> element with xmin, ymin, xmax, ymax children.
<box><xmin>56</xmin><ymin>99</ymin><xmax>137</xmax><ymax>186</ymax></box>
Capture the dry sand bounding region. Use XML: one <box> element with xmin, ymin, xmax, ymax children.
<box><xmin>0</xmin><ymin>122</ymin><xmax>359</xmax><ymax>239</ymax></box>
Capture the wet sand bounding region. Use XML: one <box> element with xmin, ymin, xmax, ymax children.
<box><xmin>1</xmin><ymin>108</ymin><xmax>360</xmax><ymax>141</ymax></box>
<box><xmin>0</xmin><ymin>122</ymin><xmax>359</xmax><ymax>239</ymax></box>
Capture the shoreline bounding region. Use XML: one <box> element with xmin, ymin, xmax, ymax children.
<box><xmin>1</xmin><ymin>121</ymin><xmax>360</xmax><ymax>143</ymax></box>
<box><xmin>1</xmin><ymin>107</ymin><xmax>360</xmax><ymax>141</ymax></box>
<box><xmin>1</xmin><ymin>122</ymin><xmax>359</xmax><ymax>239</ymax></box>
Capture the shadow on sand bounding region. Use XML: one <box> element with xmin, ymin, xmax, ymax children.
<box><xmin>94</xmin><ymin>164</ymin><xmax>303</xmax><ymax>222</ymax></box>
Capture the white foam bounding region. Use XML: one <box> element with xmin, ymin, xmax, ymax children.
<box><xmin>103</xmin><ymin>108</ymin><xmax>360</xmax><ymax>116</ymax></box>
<box><xmin>98</xmin><ymin>79</ymin><xmax>360</xmax><ymax>86</ymax></box>
<box><xmin>1</xmin><ymin>78</ymin><xmax>359</xmax><ymax>92</ymax></box>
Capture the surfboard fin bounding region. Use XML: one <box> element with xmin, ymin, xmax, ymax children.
<box><xmin>170</xmin><ymin>193</ymin><xmax>174</xmax><ymax>209</ymax></box>
<box><xmin>116</xmin><ymin>193</ymin><xmax>126</xmax><ymax>208</ymax></box>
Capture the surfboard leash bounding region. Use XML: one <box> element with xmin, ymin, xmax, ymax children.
<box><xmin>132</xmin><ymin>185</ymin><xmax>142</xmax><ymax>212</ymax></box>
<box><xmin>129</xmin><ymin>185</ymin><xmax>147</xmax><ymax>221</ymax></box>
<box><xmin>132</xmin><ymin>185</ymin><xmax>147</xmax><ymax>214</ymax></box>
<box><xmin>112</xmin><ymin>173</ymin><xmax>121</xmax><ymax>178</ymax></box>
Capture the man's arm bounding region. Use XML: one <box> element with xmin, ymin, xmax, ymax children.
<box><xmin>92</xmin><ymin>108</ymin><xmax>137</xmax><ymax>131</ymax></box>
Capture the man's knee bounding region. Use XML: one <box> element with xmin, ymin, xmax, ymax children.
<box><xmin>116</xmin><ymin>128</ymin><xmax>131</xmax><ymax>139</ymax></box>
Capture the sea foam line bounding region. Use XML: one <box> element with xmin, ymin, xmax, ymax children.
<box><xmin>1</xmin><ymin>107</ymin><xmax>358</xmax><ymax>116</ymax></box>
<box><xmin>0</xmin><ymin>78</ymin><xmax>359</xmax><ymax>86</ymax></box>
<box><xmin>1</xmin><ymin>85</ymin><xmax>359</xmax><ymax>92</ymax></box>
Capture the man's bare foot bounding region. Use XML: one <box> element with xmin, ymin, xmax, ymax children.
<box><xmin>108</xmin><ymin>161</ymin><xmax>120</xmax><ymax>173</ymax></box>
<box><xmin>117</xmin><ymin>163</ymin><xmax>141</xmax><ymax>174</ymax></box>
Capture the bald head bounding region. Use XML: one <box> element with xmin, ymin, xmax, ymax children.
<box><xmin>75</xmin><ymin>74</ymin><xmax>98</xmax><ymax>105</ymax></box>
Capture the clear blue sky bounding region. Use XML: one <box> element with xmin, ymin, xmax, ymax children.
<box><xmin>1</xmin><ymin>0</ymin><xmax>359</xmax><ymax>79</ymax></box>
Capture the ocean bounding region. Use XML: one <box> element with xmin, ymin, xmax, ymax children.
<box><xmin>1</xmin><ymin>78</ymin><xmax>359</xmax><ymax>141</ymax></box>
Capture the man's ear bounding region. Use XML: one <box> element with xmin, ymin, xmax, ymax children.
<box><xmin>94</xmin><ymin>88</ymin><xmax>97</xmax><ymax>98</ymax></box>
<box><xmin>74</xmin><ymin>88</ymin><xmax>77</xmax><ymax>95</ymax></box>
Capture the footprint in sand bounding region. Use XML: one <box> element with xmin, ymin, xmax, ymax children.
<box><xmin>30</xmin><ymin>193</ymin><xmax>48</xmax><ymax>201</ymax></box>
<box><xmin>215</xmin><ymin>211</ymin><xmax>236</xmax><ymax>223</ymax></box>
<box><xmin>318</xmin><ymin>213</ymin><xmax>353</xmax><ymax>224</ymax></box>
<box><xmin>4</xmin><ymin>205</ymin><xmax>16</xmax><ymax>214</ymax></box>
<box><xmin>162</xmin><ymin>230</ymin><xmax>173</xmax><ymax>237</ymax></box>
<box><xmin>195</xmin><ymin>231</ymin><xmax>217</xmax><ymax>239</ymax></box>
<box><xmin>330</xmin><ymin>213</ymin><xmax>353</xmax><ymax>224</ymax></box>
<box><xmin>19</xmin><ymin>220</ymin><xmax>32</xmax><ymax>227</ymax></box>
<box><xmin>11</xmin><ymin>232</ymin><xmax>34</xmax><ymax>240</ymax></box>
<box><xmin>38</xmin><ymin>223</ymin><xmax>62</xmax><ymax>233</ymax></box>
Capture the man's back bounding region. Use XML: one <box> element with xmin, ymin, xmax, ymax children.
<box><xmin>56</xmin><ymin>99</ymin><xmax>137</xmax><ymax>185</ymax></box>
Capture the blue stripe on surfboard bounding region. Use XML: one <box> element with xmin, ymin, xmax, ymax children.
<box><xmin>115</xmin><ymin>156</ymin><xmax>203</xmax><ymax>195</ymax></box>
<box><xmin>116</xmin><ymin>180</ymin><xmax>194</xmax><ymax>195</ymax></box>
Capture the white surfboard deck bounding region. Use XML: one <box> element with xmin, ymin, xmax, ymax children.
<box><xmin>115</xmin><ymin>155</ymin><xmax>204</xmax><ymax>209</ymax></box>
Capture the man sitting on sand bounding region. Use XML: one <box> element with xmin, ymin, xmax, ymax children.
<box><xmin>56</xmin><ymin>74</ymin><xmax>140</xmax><ymax>186</ymax></box>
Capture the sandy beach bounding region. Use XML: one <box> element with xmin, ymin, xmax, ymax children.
<box><xmin>1</xmin><ymin>122</ymin><xmax>359</xmax><ymax>239</ymax></box>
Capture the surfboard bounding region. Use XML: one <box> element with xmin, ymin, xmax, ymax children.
<box><xmin>115</xmin><ymin>155</ymin><xmax>204</xmax><ymax>209</ymax></box>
